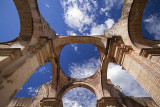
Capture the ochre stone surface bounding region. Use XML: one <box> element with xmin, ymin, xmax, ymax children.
<box><xmin>8</xmin><ymin>80</ymin><xmax>157</xmax><ymax>107</ymax></box>
<box><xmin>0</xmin><ymin>0</ymin><xmax>160</xmax><ymax>106</ymax></box>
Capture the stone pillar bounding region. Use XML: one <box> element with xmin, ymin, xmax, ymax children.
<box><xmin>97</xmin><ymin>97</ymin><xmax>120</xmax><ymax>107</ymax></box>
<box><xmin>40</xmin><ymin>98</ymin><xmax>63</xmax><ymax>107</ymax></box>
<box><xmin>0</xmin><ymin>53</ymin><xmax>40</xmax><ymax>107</ymax></box>
<box><xmin>0</xmin><ymin>38</ymin><xmax>54</xmax><ymax>106</ymax></box>
<box><xmin>122</xmin><ymin>53</ymin><xmax>160</xmax><ymax>106</ymax></box>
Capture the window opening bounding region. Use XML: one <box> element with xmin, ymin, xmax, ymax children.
<box><xmin>60</xmin><ymin>43</ymin><xmax>100</xmax><ymax>79</ymax></box>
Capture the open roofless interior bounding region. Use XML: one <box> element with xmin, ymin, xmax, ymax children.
<box><xmin>0</xmin><ymin>0</ymin><xmax>160</xmax><ymax>107</ymax></box>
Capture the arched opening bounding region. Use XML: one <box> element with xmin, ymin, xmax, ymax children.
<box><xmin>106</xmin><ymin>63</ymin><xmax>160</xmax><ymax>106</ymax></box>
<box><xmin>60</xmin><ymin>43</ymin><xmax>100</xmax><ymax>79</ymax></box>
<box><xmin>0</xmin><ymin>0</ymin><xmax>20</xmax><ymax>42</ymax></box>
<box><xmin>141</xmin><ymin>0</ymin><xmax>160</xmax><ymax>40</ymax></box>
<box><xmin>14</xmin><ymin>62</ymin><xmax>52</xmax><ymax>98</ymax></box>
<box><xmin>107</xmin><ymin>63</ymin><xmax>149</xmax><ymax>97</ymax></box>
<box><xmin>62</xmin><ymin>87</ymin><xmax>97</xmax><ymax>107</ymax></box>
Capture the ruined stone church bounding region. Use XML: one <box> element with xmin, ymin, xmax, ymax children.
<box><xmin>0</xmin><ymin>0</ymin><xmax>160</xmax><ymax>106</ymax></box>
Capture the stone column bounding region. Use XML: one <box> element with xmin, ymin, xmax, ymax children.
<box><xmin>40</xmin><ymin>98</ymin><xmax>63</xmax><ymax>107</ymax></box>
<box><xmin>0</xmin><ymin>38</ymin><xmax>54</xmax><ymax>107</ymax></box>
<box><xmin>0</xmin><ymin>53</ymin><xmax>40</xmax><ymax>107</ymax></box>
<box><xmin>122</xmin><ymin>53</ymin><xmax>160</xmax><ymax>106</ymax></box>
<box><xmin>97</xmin><ymin>97</ymin><xmax>120</xmax><ymax>107</ymax></box>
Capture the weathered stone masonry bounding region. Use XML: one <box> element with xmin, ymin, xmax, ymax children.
<box><xmin>0</xmin><ymin>0</ymin><xmax>160</xmax><ymax>106</ymax></box>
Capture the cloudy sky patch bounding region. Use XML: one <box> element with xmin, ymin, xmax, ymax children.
<box><xmin>90</xmin><ymin>18</ymin><xmax>114</xmax><ymax>35</ymax></box>
<box><xmin>108</xmin><ymin>63</ymin><xmax>149</xmax><ymax>97</ymax></box>
<box><xmin>69</xmin><ymin>57</ymin><xmax>100</xmax><ymax>78</ymax></box>
<box><xmin>62</xmin><ymin>87</ymin><xmax>97</xmax><ymax>107</ymax></box>
<box><xmin>60</xmin><ymin>0</ymin><xmax>118</xmax><ymax>35</ymax></box>
<box><xmin>60</xmin><ymin>0</ymin><xmax>97</xmax><ymax>33</ymax></box>
<box><xmin>27</xmin><ymin>87</ymin><xmax>39</xmax><ymax>97</ymax></box>
<box><xmin>143</xmin><ymin>14</ymin><xmax>160</xmax><ymax>40</ymax></box>
<box><xmin>71</xmin><ymin>43</ymin><xmax>78</xmax><ymax>52</ymax></box>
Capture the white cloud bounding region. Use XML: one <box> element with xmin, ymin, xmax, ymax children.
<box><xmin>27</xmin><ymin>87</ymin><xmax>38</xmax><ymax>97</ymax></box>
<box><xmin>45</xmin><ymin>3</ymin><xmax>50</xmax><ymax>8</ymax></box>
<box><xmin>143</xmin><ymin>14</ymin><xmax>160</xmax><ymax>40</ymax></box>
<box><xmin>62</xmin><ymin>87</ymin><xmax>97</xmax><ymax>107</ymax></box>
<box><xmin>71</xmin><ymin>43</ymin><xmax>78</xmax><ymax>52</ymax></box>
<box><xmin>60</xmin><ymin>0</ymin><xmax>98</xmax><ymax>33</ymax></box>
<box><xmin>63</xmin><ymin>4</ymin><xmax>92</xmax><ymax>32</ymax></box>
<box><xmin>90</xmin><ymin>19</ymin><xmax>115</xmax><ymax>35</ymax></box>
<box><xmin>63</xmin><ymin>98</ymin><xmax>82</xmax><ymax>107</ymax></box>
<box><xmin>108</xmin><ymin>63</ymin><xmax>149</xmax><ymax>97</ymax></box>
<box><xmin>105</xmin><ymin>12</ymin><xmax>109</xmax><ymax>17</ymax></box>
<box><xmin>100</xmin><ymin>0</ymin><xmax>123</xmax><ymax>17</ymax></box>
<box><xmin>38</xmin><ymin>66</ymin><xmax>46</xmax><ymax>73</ymax></box>
<box><xmin>69</xmin><ymin>57</ymin><xmax>100</xmax><ymax>78</ymax></box>
<box><xmin>104</xmin><ymin>0</ymin><xmax>123</xmax><ymax>9</ymax></box>
<box><xmin>90</xmin><ymin>0</ymin><xmax>98</xmax><ymax>8</ymax></box>
<box><xmin>90</xmin><ymin>23</ymin><xmax>106</xmax><ymax>35</ymax></box>
<box><xmin>67</xmin><ymin>30</ymin><xmax>77</xmax><ymax>35</ymax></box>
<box><xmin>36</xmin><ymin>66</ymin><xmax>50</xmax><ymax>73</ymax></box>
<box><xmin>105</xmin><ymin>19</ymin><xmax>115</xmax><ymax>29</ymax></box>
<box><xmin>100</xmin><ymin>7</ymin><xmax>110</xmax><ymax>15</ymax></box>
<box><xmin>60</xmin><ymin>0</ymin><xmax>120</xmax><ymax>35</ymax></box>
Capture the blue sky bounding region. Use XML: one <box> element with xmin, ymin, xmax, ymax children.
<box><xmin>0</xmin><ymin>0</ymin><xmax>160</xmax><ymax>107</ymax></box>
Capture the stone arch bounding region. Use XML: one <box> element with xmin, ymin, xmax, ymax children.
<box><xmin>13</xmin><ymin>0</ymin><xmax>43</xmax><ymax>46</ymax></box>
<box><xmin>105</xmin><ymin>0</ymin><xmax>160</xmax><ymax>51</ymax></box>
<box><xmin>128</xmin><ymin>0</ymin><xmax>160</xmax><ymax>48</ymax></box>
<box><xmin>0</xmin><ymin>0</ymin><xmax>43</xmax><ymax>47</ymax></box>
<box><xmin>51</xmin><ymin>36</ymin><xmax>107</xmax><ymax>83</ymax></box>
<box><xmin>57</xmin><ymin>82</ymin><xmax>101</xmax><ymax>100</ymax></box>
<box><xmin>13</xmin><ymin>0</ymin><xmax>33</xmax><ymax>41</ymax></box>
<box><xmin>0</xmin><ymin>0</ymin><xmax>56</xmax><ymax>48</ymax></box>
<box><xmin>53</xmin><ymin>36</ymin><xmax>107</xmax><ymax>56</ymax></box>
<box><xmin>101</xmin><ymin>55</ymin><xmax>110</xmax><ymax>97</ymax></box>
